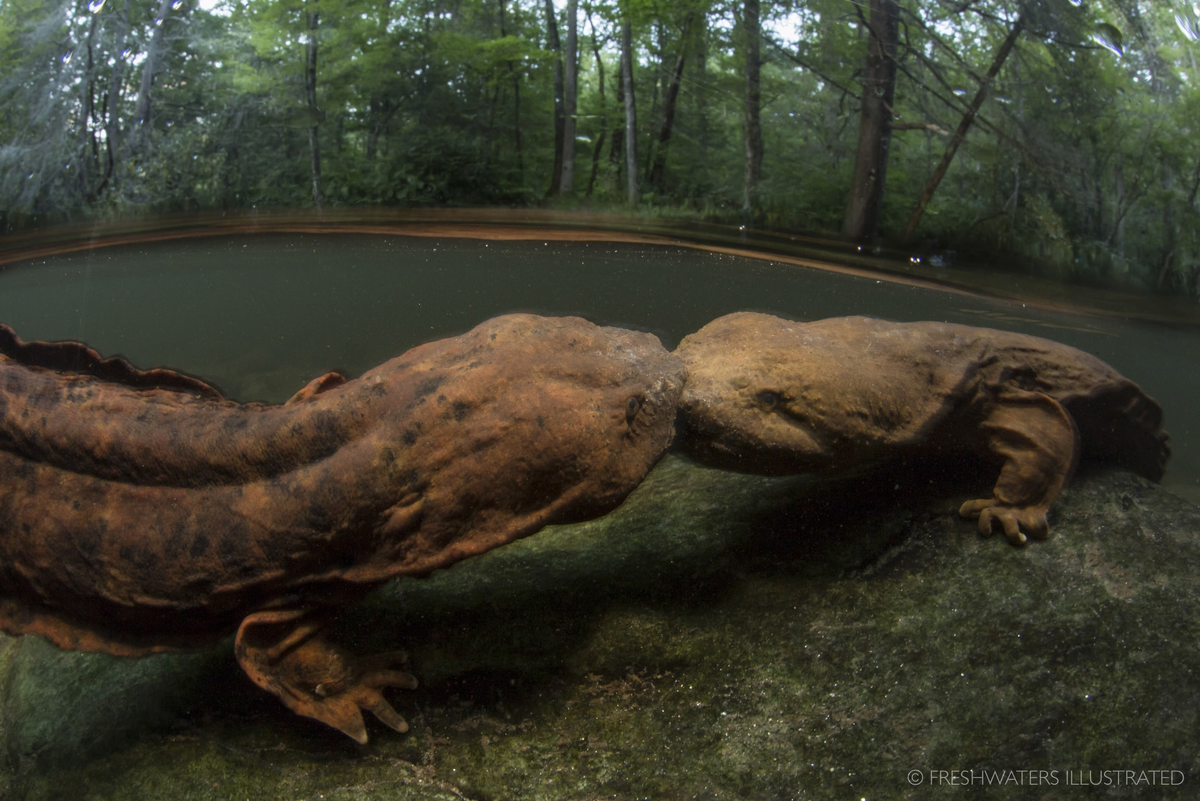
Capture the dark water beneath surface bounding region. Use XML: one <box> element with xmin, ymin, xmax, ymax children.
<box><xmin>0</xmin><ymin>232</ymin><xmax>1196</xmax><ymax>499</ymax></box>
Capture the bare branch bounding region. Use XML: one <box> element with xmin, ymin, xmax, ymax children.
<box><xmin>890</xmin><ymin>121</ymin><xmax>951</xmax><ymax>135</ymax></box>
<box><xmin>763</xmin><ymin>35</ymin><xmax>861</xmax><ymax>101</ymax></box>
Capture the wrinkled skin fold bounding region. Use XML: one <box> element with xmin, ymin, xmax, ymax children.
<box><xmin>675</xmin><ymin>312</ymin><xmax>1170</xmax><ymax>546</ymax></box>
<box><xmin>0</xmin><ymin>315</ymin><xmax>686</xmax><ymax>742</ymax></box>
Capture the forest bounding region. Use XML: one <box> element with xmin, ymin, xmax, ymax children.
<box><xmin>1</xmin><ymin>0</ymin><xmax>1199</xmax><ymax>296</ymax></box>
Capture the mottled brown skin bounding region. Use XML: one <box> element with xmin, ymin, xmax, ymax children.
<box><xmin>676</xmin><ymin>313</ymin><xmax>1170</xmax><ymax>545</ymax></box>
<box><xmin>0</xmin><ymin>315</ymin><xmax>685</xmax><ymax>742</ymax></box>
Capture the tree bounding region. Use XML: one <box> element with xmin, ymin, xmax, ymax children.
<box><xmin>742</xmin><ymin>0</ymin><xmax>762</xmax><ymax>215</ymax></box>
<box><xmin>647</xmin><ymin>10</ymin><xmax>695</xmax><ymax>195</ymax></box>
<box><xmin>125</xmin><ymin>0</ymin><xmax>177</xmax><ymax>160</ymax></box>
<box><xmin>498</xmin><ymin>0</ymin><xmax>525</xmax><ymax>179</ymax></box>
<box><xmin>304</xmin><ymin>0</ymin><xmax>324</xmax><ymax>207</ymax></box>
<box><xmin>584</xmin><ymin>9</ymin><xmax>611</xmax><ymax>198</ymax></box>
<box><xmin>543</xmin><ymin>0</ymin><xmax>565</xmax><ymax>197</ymax></box>
<box><xmin>99</xmin><ymin>0</ymin><xmax>134</xmax><ymax>197</ymax></box>
<box><xmin>901</xmin><ymin>9</ymin><xmax>1027</xmax><ymax>242</ymax></box>
<box><xmin>558</xmin><ymin>0</ymin><xmax>578</xmax><ymax>194</ymax></box>
<box><xmin>2</xmin><ymin>0</ymin><xmax>1197</xmax><ymax>299</ymax></box>
<box><xmin>842</xmin><ymin>0</ymin><xmax>899</xmax><ymax>242</ymax></box>
<box><xmin>620</xmin><ymin>12</ymin><xmax>638</xmax><ymax>204</ymax></box>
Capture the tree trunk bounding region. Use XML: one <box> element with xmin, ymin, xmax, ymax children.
<box><xmin>501</xmin><ymin>0</ymin><xmax>523</xmax><ymax>179</ymax></box>
<box><xmin>610</xmin><ymin>65</ymin><xmax>624</xmax><ymax>193</ymax></box>
<box><xmin>222</xmin><ymin>106</ymin><xmax>246</xmax><ymax>206</ymax></box>
<box><xmin>544</xmin><ymin>0</ymin><xmax>564</xmax><ymax>198</ymax></box>
<box><xmin>586</xmin><ymin>130</ymin><xmax>607</xmax><ymax>198</ymax></box>
<box><xmin>694</xmin><ymin>13</ymin><xmax>709</xmax><ymax>157</ymax></box>
<box><xmin>76</xmin><ymin>12</ymin><xmax>101</xmax><ymax>200</ymax></box>
<box><xmin>901</xmin><ymin>12</ymin><xmax>1026</xmax><ymax>243</ymax></box>
<box><xmin>512</xmin><ymin>76</ymin><xmax>524</xmax><ymax>178</ymax></box>
<box><xmin>648</xmin><ymin>12</ymin><xmax>694</xmax><ymax>195</ymax></box>
<box><xmin>742</xmin><ymin>0</ymin><xmax>763</xmax><ymax>215</ymax></box>
<box><xmin>641</xmin><ymin>22</ymin><xmax>662</xmax><ymax>181</ymax></box>
<box><xmin>1156</xmin><ymin>172</ymin><xmax>1177</xmax><ymax>290</ymax></box>
<box><xmin>558</xmin><ymin>0</ymin><xmax>578</xmax><ymax>195</ymax></box>
<box><xmin>841</xmin><ymin>0</ymin><xmax>898</xmax><ymax>242</ymax></box>
<box><xmin>1007</xmin><ymin>55</ymin><xmax>1023</xmax><ymax>227</ymax></box>
<box><xmin>98</xmin><ymin>0</ymin><xmax>132</xmax><ymax>195</ymax></box>
<box><xmin>1103</xmin><ymin>176</ymin><xmax>1142</xmax><ymax>247</ymax></box>
<box><xmin>365</xmin><ymin>97</ymin><xmax>393</xmax><ymax>161</ymax></box>
<box><xmin>621</xmin><ymin>18</ymin><xmax>639</xmax><ymax>205</ymax></box>
<box><xmin>586</xmin><ymin>29</ymin><xmax>608</xmax><ymax>199</ymax></box>
<box><xmin>126</xmin><ymin>0</ymin><xmax>175</xmax><ymax>158</ymax></box>
<box><xmin>1115</xmin><ymin>161</ymin><xmax>1126</xmax><ymax>256</ymax></box>
<box><xmin>305</xmin><ymin>0</ymin><xmax>324</xmax><ymax>207</ymax></box>
<box><xmin>1186</xmin><ymin>153</ymin><xmax>1200</xmax><ymax>215</ymax></box>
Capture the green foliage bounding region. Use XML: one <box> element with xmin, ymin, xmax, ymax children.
<box><xmin>1</xmin><ymin>0</ymin><xmax>1198</xmax><ymax>297</ymax></box>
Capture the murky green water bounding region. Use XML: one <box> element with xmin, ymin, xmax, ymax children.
<box><xmin>2</xmin><ymin>231</ymin><xmax>1199</xmax><ymax>799</ymax></box>
<box><xmin>1</xmin><ymin>232</ymin><xmax>1195</xmax><ymax>501</ymax></box>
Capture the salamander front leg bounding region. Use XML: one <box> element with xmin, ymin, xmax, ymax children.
<box><xmin>234</xmin><ymin>609</ymin><xmax>418</xmax><ymax>744</ymax></box>
<box><xmin>957</xmin><ymin>392</ymin><xmax>1080</xmax><ymax>546</ymax></box>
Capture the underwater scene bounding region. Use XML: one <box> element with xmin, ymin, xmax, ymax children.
<box><xmin>0</xmin><ymin>227</ymin><xmax>1197</xmax><ymax>801</ymax></box>
<box><xmin>3</xmin><ymin>0</ymin><xmax>1200</xmax><ymax>797</ymax></box>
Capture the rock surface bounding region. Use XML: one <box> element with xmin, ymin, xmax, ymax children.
<box><xmin>2</xmin><ymin>455</ymin><xmax>1198</xmax><ymax>800</ymax></box>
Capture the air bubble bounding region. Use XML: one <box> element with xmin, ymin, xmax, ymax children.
<box><xmin>1177</xmin><ymin>11</ymin><xmax>1200</xmax><ymax>43</ymax></box>
<box><xmin>1091</xmin><ymin>23</ymin><xmax>1124</xmax><ymax>57</ymax></box>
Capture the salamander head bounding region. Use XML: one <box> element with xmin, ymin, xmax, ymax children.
<box><xmin>474</xmin><ymin>313</ymin><xmax>687</xmax><ymax>512</ymax></box>
<box><xmin>371</xmin><ymin>314</ymin><xmax>686</xmax><ymax>567</ymax></box>
<box><xmin>674</xmin><ymin>312</ymin><xmax>841</xmax><ymax>473</ymax></box>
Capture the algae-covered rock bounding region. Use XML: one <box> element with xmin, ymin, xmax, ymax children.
<box><xmin>2</xmin><ymin>455</ymin><xmax>1198</xmax><ymax>800</ymax></box>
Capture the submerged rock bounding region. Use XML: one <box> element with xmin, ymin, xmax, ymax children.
<box><xmin>2</xmin><ymin>455</ymin><xmax>1198</xmax><ymax>800</ymax></box>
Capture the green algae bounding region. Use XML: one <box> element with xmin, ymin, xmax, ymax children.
<box><xmin>2</xmin><ymin>456</ymin><xmax>1199</xmax><ymax>800</ymax></box>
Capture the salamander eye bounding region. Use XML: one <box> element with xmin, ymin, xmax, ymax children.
<box><xmin>758</xmin><ymin>390</ymin><xmax>780</xmax><ymax>410</ymax></box>
<box><xmin>625</xmin><ymin>395</ymin><xmax>642</xmax><ymax>422</ymax></box>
